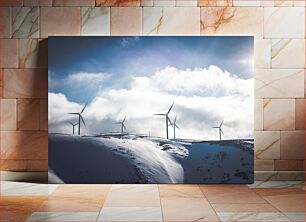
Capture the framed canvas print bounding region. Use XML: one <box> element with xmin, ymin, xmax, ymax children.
<box><xmin>48</xmin><ymin>36</ymin><xmax>254</xmax><ymax>184</ymax></box>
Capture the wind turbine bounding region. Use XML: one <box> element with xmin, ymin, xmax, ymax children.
<box><xmin>170</xmin><ymin>116</ymin><xmax>180</xmax><ymax>140</ymax></box>
<box><xmin>212</xmin><ymin>120</ymin><xmax>224</xmax><ymax>141</ymax></box>
<box><xmin>68</xmin><ymin>103</ymin><xmax>87</xmax><ymax>135</ymax></box>
<box><xmin>68</xmin><ymin>121</ymin><xmax>78</xmax><ymax>135</ymax></box>
<box><xmin>114</xmin><ymin>115</ymin><xmax>127</xmax><ymax>134</ymax></box>
<box><xmin>154</xmin><ymin>102</ymin><xmax>174</xmax><ymax>139</ymax></box>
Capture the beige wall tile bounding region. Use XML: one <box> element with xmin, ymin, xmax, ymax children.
<box><xmin>1</xmin><ymin>131</ymin><xmax>48</xmax><ymax>159</ymax></box>
<box><xmin>81</xmin><ymin>7</ymin><xmax>110</xmax><ymax>36</ymax></box>
<box><xmin>304</xmin><ymin>70</ymin><xmax>306</xmax><ymax>98</ymax></box>
<box><xmin>17</xmin><ymin>99</ymin><xmax>40</xmax><ymax>131</ymax></box>
<box><xmin>198</xmin><ymin>0</ymin><xmax>232</xmax><ymax>6</ymax></box>
<box><xmin>263</xmin><ymin>99</ymin><xmax>295</xmax><ymax>130</ymax></box>
<box><xmin>295</xmin><ymin>99</ymin><xmax>305</xmax><ymax>130</ymax></box>
<box><xmin>0</xmin><ymin>0</ymin><xmax>22</xmax><ymax>6</ymax></box>
<box><xmin>0</xmin><ymin>69</ymin><xmax>3</xmax><ymax>98</ymax></box>
<box><xmin>0</xmin><ymin>7</ymin><xmax>11</xmax><ymax>38</ymax></box>
<box><xmin>41</xmin><ymin>7</ymin><xmax>80</xmax><ymax>38</ymax></box>
<box><xmin>274</xmin><ymin>0</ymin><xmax>293</xmax><ymax>6</ymax></box>
<box><xmin>0</xmin><ymin>39</ymin><xmax>18</xmax><ymax>68</ymax></box>
<box><xmin>264</xmin><ymin>7</ymin><xmax>305</xmax><ymax>38</ymax></box>
<box><xmin>293</xmin><ymin>0</ymin><xmax>305</xmax><ymax>6</ymax></box>
<box><xmin>254</xmin><ymin>160</ymin><xmax>274</xmax><ymax>171</ymax></box>
<box><xmin>53</xmin><ymin>0</ymin><xmax>95</xmax><ymax>6</ymax></box>
<box><xmin>271</xmin><ymin>39</ymin><xmax>305</xmax><ymax>68</ymax></box>
<box><xmin>280</xmin><ymin>131</ymin><xmax>304</xmax><ymax>160</ymax></box>
<box><xmin>12</xmin><ymin>7</ymin><xmax>39</xmax><ymax>38</ymax></box>
<box><xmin>275</xmin><ymin>160</ymin><xmax>304</xmax><ymax>171</ymax></box>
<box><xmin>233</xmin><ymin>0</ymin><xmax>260</xmax><ymax>6</ymax></box>
<box><xmin>143</xmin><ymin>7</ymin><xmax>200</xmax><ymax>35</ymax></box>
<box><xmin>27</xmin><ymin>159</ymin><xmax>48</xmax><ymax>171</ymax></box>
<box><xmin>111</xmin><ymin>7</ymin><xmax>142</xmax><ymax>35</ymax></box>
<box><xmin>0</xmin><ymin>159</ymin><xmax>27</xmax><ymax>171</ymax></box>
<box><xmin>0</xmin><ymin>99</ymin><xmax>16</xmax><ymax>131</ymax></box>
<box><xmin>254</xmin><ymin>39</ymin><xmax>271</xmax><ymax>68</ymax></box>
<box><xmin>96</xmin><ymin>0</ymin><xmax>140</xmax><ymax>6</ymax></box>
<box><xmin>40</xmin><ymin>99</ymin><xmax>48</xmax><ymax>130</ymax></box>
<box><xmin>3</xmin><ymin>69</ymin><xmax>48</xmax><ymax>99</ymax></box>
<box><xmin>260</xmin><ymin>0</ymin><xmax>274</xmax><ymax>6</ymax></box>
<box><xmin>19</xmin><ymin>39</ymin><xmax>48</xmax><ymax>68</ymax></box>
<box><xmin>254</xmin><ymin>99</ymin><xmax>263</xmax><ymax>130</ymax></box>
<box><xmin>141</xmin><ymin>0</ymin><xmax>154</xmax><ymax>6</ymax></box>
<box><xmin>200</xmin><ymin>7</ymin><xmax>263</xmax><ymax>38</ymax></box>
<box><xmin>154</xmin><ymin>0</ymin><xmax>175</xmax><ymax>6</ymax></box>
<box><xmin>176</xmin><ymin>0</ymin><xmax>197</xmax><ymax>6</ymax></box>
<box><xmin>24</xmin><ymin>0</ymin><xmax>52</xmax><ymax>6</ymax></box>
<box><xmin>255</xmin><ymin>69</ymin><xmax>304</xmax><ymax>98</ymax></box>
<box><xmin>254</xmin><ymin>131</ymin><xmax>280</xmax><ymax>160</ymax></box>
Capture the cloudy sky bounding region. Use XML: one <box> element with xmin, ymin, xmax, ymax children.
<box><xmin>48</xmin><ymin>36</ymin><xmax>254</xmax><ymax>140</ymax></box>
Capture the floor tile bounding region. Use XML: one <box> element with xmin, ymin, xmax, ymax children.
<box><xmin>97</xmin><ymin>207</ymin><xmax>162</xmax><ymax>221</ymax></box>
<box><xmin>248</xmin><ymin>181</ymin><xmax>304</xmax><ymax>189</ymax></box>
<box><xmin>283</xmin><ymin>212</ymin><xmax>305</xmax><ymax>221</ymax></box>
<box><xmin>103</xmin><ymin>184</ymin><xmax>160</xmax><ymax>207</ymax></box>
<box><xmin>0</xmin><ymin>196</ymin><xmax>47</xmax><ymax>221</ymax></box>
<box><xmin>217</xmin><ymin>212</ymin><xmax>291</xmax><ymax>221</ymax></box>
<box><xmin>1</xmin><ymin>181</ymin><xmax>58</xmax><ymax>196</ymax></box>
<box><xmin>159</xmin><ymin>184</ymin><xmax>204</xmax><ymax>198</ymax></box>
<box><xmin>161</xmin><ymin>197</ymin><xmax>219</xmax><ymax>221</ymax></box>
<box><xmin>25</xmin><ymin>212</ymin><xmax>99</xmax><ymax>221</ymax></box>
<box><xmin>200</xmin><ymin>185</ymin><xmax>266</xmax><ymax>204</ymax></box>
<box><xmin>212</xmin><ymin>203</ymin><xmax>278</xmax><ymax>212</ymax></box>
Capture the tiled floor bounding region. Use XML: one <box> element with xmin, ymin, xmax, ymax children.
<box><xmin>0</xmin><ymin>181</ymin><xmax>305</xmax><ymax>222</ymax></box>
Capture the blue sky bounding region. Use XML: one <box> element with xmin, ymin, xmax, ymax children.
<box><xmin>49</xmin><ymin>36</ymin><xmax>254</xmax><ymax>104</ymax></box>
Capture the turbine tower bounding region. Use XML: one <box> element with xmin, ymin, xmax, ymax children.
<box><xmin>212</xmin><ymin>120</ymin><xmax>224</xmax><ymax>141</ymax></box>
<box><xmin>154</xmin><ymin>102</ymin><xmax>174</xmax><ymax>139</ymax></box>
<box><xmin>114</xmin><ymin>115</ymin><xmax>127</xmax><ymax>134</ymax></box>
<box><xmin>170</xmin><ymin>116</ymin><xmax>180</xmax><ymax>140</ymax></box>
<box><xmin>68</xmin><ymin>103</ymin><xmax>87</xmax><ymax>135</ymax></box>
<box><xmin>68</xmin><ymin>121</ymin><xmax>78</xmax><ymax>135</ymax></box>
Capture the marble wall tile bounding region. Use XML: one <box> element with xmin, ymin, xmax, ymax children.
<box><xmin>0</xmin><ymin>69</ymin><xmax>3</xmax><ymax>98</ymax></box>
<box><xmin>0</xmin><ymin>131</ymin><xmax>48</xmax><ymax>159</ymax></box>
<box><xmin>260</xmin><ymin>0</ymin><xmax>274</xmax><ymax>6</ymax></box>
<box><xmin>255</xmin><ymin>69</ymin><xmax>304</xmax><ymax>98</ymax></box>
<box><xmin>0</xmin><ymin>160</ymin><xmax>27</xmax><ymax>171</ymax></box>
<box><xmin>19</xmin><ymin>39</ymin><xmax>48</xmax><ymax>68</ymax></box>
<box><xmin>40</xmin><ymin>7</ymin><xmax>80</xmax><ymax>38</ymax></box>
<box><xmin>110</xmin><ymin>7</ymin><xmax>142</xmax><ymax>35</ymax></box>
<box><xmin>293</xmin><ymin>0</ymin><xmax>305</xmax><ymax>6</ymax></box>
<box><xmin>254</xmin><ymin>39</ymin><xmax>271</xmax><ymax>68</ymax></box>
<box><xmin>274</xmin><ymin>0</ymin><xmax>293</xmax><ymax>6</ymax></box>
<box><xmin>12</xmin><ymin>7</ymin><xmax>39</xmax><ymax>38</ymax></box>
<box><xmin>198</xmin><ymin>0</ymin><xmax>232</xmax><ymax>6</ymax></box>
<box><xmin>40</xmin><ymin>99</ymin><xmax>47</xmax><ymax>131</ymax></box>
<box><xmin>0</xmin><ymin>39</ymin><xmax>18</xmax><ymax>68</ymax></box>
<box><xmin>176</xmin><ymin>0</ymin><xmax>197</xmax><ymax>6</ymax></box>
<box><xmin>27</xmin><ymin>160</ymin><xmax>48</xmax><ymax>171</ymax></box>
<box><xmin>154</xmin><ymin>0</ymin><xmax>175</xmax><ymax>6</ymax></box>
<box><xmin>275</xmin><ymin>160</ymin><xmax>304</xmax><ymax>171</ymax></box>
<box><xmin>271</xmin><ymin>39</ymin><xmax>305</xmax><ymax>68</ymax></box>
<box><xmin>295</xmin><ymin>99</ymin><xmax>304</xmax><ymax>130</ymax></box>
<box><xmin>17</xmin><ymin>99</ymin><xmax>40</xmax><ymax>131</ymax></box>
<box><xmin>0</xmin><ymin>99</ymin><xmax>16</xmax><ymax>131</ymax></box>
<box><xmin>200</xmin><ymin>7</ymin><xmax>263</xmax><ymax>38</ymax></box>
<box><xmin>0</xmin><ymin>0</ymin><xmax>22</xmax><ymax>6</ymax></box>
<box><xmin>264</xmin><ymin>7</ymin><xmax>305</xmax><ymax>38</ymax></box>
<box><xmin>53</xmin><ymin>0</ymin><xmax>95</xmax><ymax>6</ymax></box>
<box><xmin>233</xmin><ymin>0</ymin><xmax>260</xmax><ymax>6</ymax></box>
<box><xmin>3</xmin><ymin>69</ymin><xmax>48</xmax><ymax>99</ymax></box>
<box><xmin>254</xmin><ymin>99</ymin><xmax>263</xmax><ymax>130</ymax></box>
<box><xmin>0</xmin><ymin>7</ymin><xmax>11</xmax><ymax>38</ymax></box>
<box><xmin>143</xmin><ymin>7</ymin><xmax>200</xmax><ymax>35</ymax></box>
<box><xmin>280</xmin><ymin>131</ymin><xmax>304</xmax><ymax>160</ymax></box>
<box><xmin>263</xmin><ymin>99</ymin><xmax>295</xmax><ymax>130</ymax></box>
<box><xmin>254</xmin><ymin>131</ymin><xmax>280</xmax><ymax>160</ymax></box>
<box><xmin>304</xmin><ymin>70</ymin><xmax>306</xmax><ymax>98</ymax></box>
<box><xmin>81</xmin><ymin>7</ymin><xmax>110</xmax><ymax>36</ymax></box>
<box><xmin>254</xmin><ymin>160</ymin><xmax>274</xmax><ymax>171</ymax></box>
<box><xmin>96</xmin><ymin>0</ymin><xmax>140</xmax><ymax>6</ymax></box>
<box><xmin>141</xmin><ymin>0</ymin><xmax>154</xmax><ymax>6</ymax></box>
<box><xmin>23</xmin><ymin>0</ymin><xmax>52</xmax><ymax>6</ymax></box>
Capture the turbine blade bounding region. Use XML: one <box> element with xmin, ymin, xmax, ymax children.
<box><xmin>221</xmin><ymin>129</ymin><xmax>224</xmax><ymax>135</ymax></box>
<box><xmin>220</xmin><ymin>120</ymin><xmax>224</xmax><ymax>127</ymax></box>
<box><xmin>123</xmin><ymin>115</ymin><xmax>126</xmax><ymax>123</ymax></box>
<box><xmin>176</xmin><ymin>124</ymin><xmax>181</xmax><ymax>130</ymax></box>
<box><xmin>174</xmin><ymin>116</ymin><xmax>177</xmax><ymax>124</ymax></box>
<box><xmin>80</xmin><ymin>115</ymin><xmax>86</xmax><ymax>127</ymax></box>
<box><xmin>212</xmin><ymin>127</ymin><xmax>219</xmax><ymax>128</ymax></box>
<box><xmin>68</xmin><ymin>112</ymin><xmax>79</xmax><ymax>115</ymax></box>
<box><xmin>114</xmin><ymin>122</ymin><xmax>121</xmax><ymax>124</ymax></box>
<box><xmin>167</xmin><ymin>116</ymin><xmax>173</xmax><ymax>126</ymax></box>
<box><xmin>80</xmin><ymin>103</ymin><xmax>87</xmax><ymax>113</ymax></box>
<box><xmin>123</xmin><ymin>124</ymin><xmax>127</xmax><ymax>131</ymax></box>
<box><xmin>154</xmin><ymin>114</ymin><xmax>165</xmax><ymax>116</ymax></box>
<box><xmin>167</xmin><ymin>102</ymin><xmax>174</xmax><ymax>114</ymax></box>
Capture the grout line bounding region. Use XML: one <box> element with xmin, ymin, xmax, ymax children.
<box><xmin>157</xmin><ymin>184</ymin><xmax>165</xmax><ymax>222</ymax></box>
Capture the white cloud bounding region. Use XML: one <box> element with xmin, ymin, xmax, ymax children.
<box><xmin>49</xmin><ymin>66</ymin><xmax>254</xmax><ymax>140</ymax></box>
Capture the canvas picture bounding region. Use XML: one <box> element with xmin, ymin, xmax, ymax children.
<box><xmin>48</xmin><ymin>36</ymin><xmax>254</xmax><ymax>184</ymax></box>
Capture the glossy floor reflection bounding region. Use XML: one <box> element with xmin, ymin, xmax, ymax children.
<box><xmin>0</xmin><ymin>181</ymin><xmax>305</xmax><ymax>221</ymax></box>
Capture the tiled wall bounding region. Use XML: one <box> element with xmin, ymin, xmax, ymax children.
<box><xmin>0</xmin><ymin>0</ymin><xmax>305</xmax><ymax>180</ymax></box>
